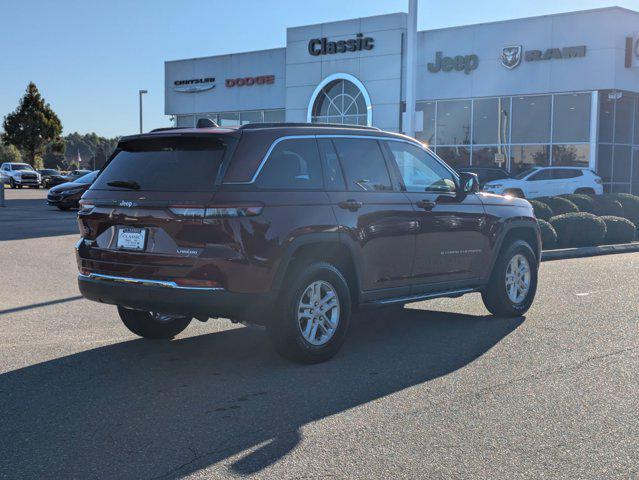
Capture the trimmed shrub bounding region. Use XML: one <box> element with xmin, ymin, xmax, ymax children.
<box><xmin>550</xmin><ymin>212</ymin><xmax>607</xmax><ymax>248</ymax></box>
<box><xmin>537</xmin><ymin>219</ymin><xmax>557</xmax><ymax>250</ymax></box>
<box><xmin>591</xmin><ymin>195</ymin><xmax>624</xmax><ymax>217</ymax></box>
<box><xmin>609</xmin><ymin>193</ymin><xmax>639</xmax><ymax>226</ymax></box>
<box><xmin>601</xmin><ymin>215</ymin><xmax>636</xmax><ymax>244</ymax></box>
<box><xmin>529</xmin><ymin>199</ymin><xmax>553</xmax><ymax>220</ymax></box>
<box><xmin>559</xmin><ymin>193</ymin><xmax>596</xmax><ymax>213</ymax></box>
<box><xmin>536</xmin><ymin>196</ymin><xmax>579</xmax><ymax>215</ymax></box>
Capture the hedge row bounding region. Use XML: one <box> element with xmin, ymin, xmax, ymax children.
<box><xmin>533</xmin><ymin>193</ymin><xmax>639</xmax><ymax>249</ymax></box>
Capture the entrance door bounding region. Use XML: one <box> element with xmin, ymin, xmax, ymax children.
<box><xmin>381</xmin><ymin>140</ymin><xmax>491</xmax><ymax>291</ymax></box>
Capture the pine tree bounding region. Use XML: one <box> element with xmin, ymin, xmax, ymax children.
<box><xmin>2</xmin><ymin>82</ymin><xmax>63</xmax><ymax>166</ymax></box>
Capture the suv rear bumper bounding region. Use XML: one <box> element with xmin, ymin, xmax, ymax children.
<box><xmin>78</xmin><ymin>273</ymin><xmax>276</xmax><ymax>322</ymax></box>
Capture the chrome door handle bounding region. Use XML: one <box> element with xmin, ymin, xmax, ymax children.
<box><xmin>338</xmin><ymin>199</ymin><xmax>363</xmax><ymax>211</ymax></box>
<box><xmin>416</xmin><ymin>199</ymin><xmax>436</xmax><ymax>210</ymax></box>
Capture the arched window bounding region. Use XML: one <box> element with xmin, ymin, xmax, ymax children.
<box><xmin>307</xmin><ymin>74</ymin><xmax>372</xmax><ymax>126</ymax></box>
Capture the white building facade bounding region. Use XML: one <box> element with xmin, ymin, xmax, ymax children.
<box><xmin>165</xmin><ymin>7</ymin><xmax>639</xmax><ymax>193</ymax></box>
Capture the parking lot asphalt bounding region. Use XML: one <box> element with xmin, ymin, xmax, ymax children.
<box><xmin>1</xmin><ymin>189</ymin><xmax>637</xmax><ymax>479</ymax></box>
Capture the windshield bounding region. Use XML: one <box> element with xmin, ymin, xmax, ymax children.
<box><xmin>41</xmin><ymin>169</ymin><xmax>60</xmax><ymax>175</ymax></box>
<box><xmin>92</xmin><ymin>136</ymin><xmax>228</xmax><ymax>192</ymax></box>
<box><xmin>514</xmin><ymin>168</ymin><xmax>537</xmax><ymax>180</ymax></box>
<box><xmin>12</xmin><ymin>164</ymin><xmax>34</xmax><ymax>171</ymax></box>
<box><xmin>75</xmin><ymin>171</ymin><xmax>99</xmax><ymax>184</ymax></box>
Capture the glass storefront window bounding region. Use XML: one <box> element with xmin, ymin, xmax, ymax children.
<box><xmin>511</xmin><ymin>95</ymin><xmax>551</xmax><ymax>143</ymax></box>
<box><xmin>598</xmin><ymin>94</ymin><xmax>615</xmax><ymax>143</ymax></box>
<box><xmin>613</xmin><ymin>145</ymin><xmax>632</xmax><ymax>182</ymax></box>
<box><xmin>552</xmin><ymin>93</ymin><xmax>591</xmax><ymax>143</ymax></box>
<box><xmin>218</xmin><ymin>112</ymin><xmax>240</xmax><ymax>126</ymax></box>
<box><xmin>552</xmin><ymin>144</ymin><xmax>590</xmax><ymax>167</ymax></box>
<box><xmin>415</xmin><ymin>101</ymin><xmax>436</xmax><ymax>147</ymax></box>
<box><xmin>436</xmin><ymin>146</ymin><xmax>470</xmax><ymax>168</ymax></box>
<box><xmin>614</xmin><ymin>95</ymin><xmax>634</xmax><ymax>144</ymax></box>
<box><xmin>436</xmin><ymin>100</ymin><xmax>471</xmax><ymax>146</ymax></box>
<box><xmin>239</xmin><ymin>111</ymin><xmax>263</xmax><ymax>125</ymax></box>
<box><xmin>472</xmin><ymin>97</ymin><xmax>510</xmax><ymax>145</ymax></box>
<box><xmin>264</xmin><ymin>110</ymin><xmax>285</xmax><ymax>123</ymax></box>
<box><xmin>472</xmin><ymin>146</ymin><xmax>508</xmax><ymax>168</ymax></box>
<box><xmin>510</xmin><ymin>145</ymin><xmax>549</xmax><ymax>175</ymax></box>
<box><xmin>597</xmin><ymin>144</ymin><xmax>612</xmax><ymax>182</ymax></box>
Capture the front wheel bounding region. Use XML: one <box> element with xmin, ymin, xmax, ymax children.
<box><xmin>10</xmin><ymin>179</ymin><xmax>16</xmax><ymax>189</ymax></box>
<box><xmin>482</xmin><ymin>240</ymin><xmax>538</xmax><ymax>317</ymax></box>
<box><xmin>117</xmin><ymin>306</ymin><xmax>192</xmax><ymax>339</ymax></box>
<box><xmin>267</xmin><ymin>262</ymin><xmax>351</xmax><ymax>363</ymax></box>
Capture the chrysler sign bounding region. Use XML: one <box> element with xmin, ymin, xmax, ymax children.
<box><xmin>173</xmin><ymin>77</ymin><xmax>216</xmax><ymax>93</ymax></box>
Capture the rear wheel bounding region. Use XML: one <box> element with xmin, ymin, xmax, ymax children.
<box><xmin>482</xmin><ymin>240</ymin><xmax>538</xmax><ymax>317</ymax></box>
<box><xmin>117</xmin><ymin>306</ymin><xmax>192</xmax><ymax>339</ymax></box>
<box><xmin>267</xmin><ymin>262</ymin><xmax>351</xmax><ymax>363</ymax></box>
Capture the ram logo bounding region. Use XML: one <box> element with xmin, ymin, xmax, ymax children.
<box><xmin>500</xmin><ymin>45</ymin><xmax>522</xmax><ymax>69</ymax></box>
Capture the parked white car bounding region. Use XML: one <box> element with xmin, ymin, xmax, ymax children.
<box><xmin>482</xmin><ymin>166</ymin><xmax>603</xmax><ymax>198</ymax></box>
<box><xmin>0</xmin><ymin>162</ymin><xmax>41</xmax><ymax>189</ymax></box>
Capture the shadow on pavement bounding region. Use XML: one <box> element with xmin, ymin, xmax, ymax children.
<box><xmin>0</xmin><ymin>296</ymin><xmax>83</xmax><ymax>316</ymax></box>
<box><xmin>0</xmin><ymin>308</ymin><xmax>523</xmax><ymax>479</ymax></box>
<box><xmin>0</xmin><ymin>197</ymin><xmax>78</xmax><ymax>241</ymax></box>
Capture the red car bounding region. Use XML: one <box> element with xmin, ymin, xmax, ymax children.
<box><xmin>76</xmin><ymin>122</ymin><xmax>540</xmax><ymax>363</ymax></box>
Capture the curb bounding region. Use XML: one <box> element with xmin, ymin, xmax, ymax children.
<box><xmin>541</xmin><ymin>242</ymin><xmax>639</xmax><ymax>262</ymax></box>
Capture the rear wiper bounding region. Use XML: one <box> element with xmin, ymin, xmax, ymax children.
<box><xmin>107</xmin><ymin>180</ymin><xmax>140</xmax><ymax>190</ymax></box>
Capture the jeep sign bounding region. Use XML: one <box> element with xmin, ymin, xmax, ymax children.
<box><xmin>427</xmin><ymin>52</ymin><xmax>479</xmax><ymax>74</ymax></box>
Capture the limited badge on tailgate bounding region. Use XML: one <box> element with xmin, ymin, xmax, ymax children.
<box><xmin>116</xmin><ymin>227</ymin><xmax>147</xmax><ymax>251</ymax></box>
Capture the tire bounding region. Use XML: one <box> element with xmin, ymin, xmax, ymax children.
<box><xmin>117</xmin><ymin>306</ymin><xmax>192</xmax><ymax>339</ymax></box>
<box><xmin>575</xmin><ymin>188</ymin><xmax>595</xmax><ymax>195</ymax></box>
<box><xmin>482</xmin><ymin>240</ymin><xmax>538</xmax><ymax>317</ymax></box>
<box><xmin>266</xmin><ymin>262</ymin><xmax>352</xmax><ymax>364</ymax></box>
<box><xmin>504</xmin><ymin>188</ymin><xmax>525</xmax><ymax>198</ymax></box>
<box><xmin>10</xmin><ymin>179</ymin><xmax>16</xmax><ymax>189</ymax></box>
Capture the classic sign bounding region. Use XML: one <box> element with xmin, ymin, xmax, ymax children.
<box><xmin>173</xmin><ymin>77</ymin><xmax>216</xmax><ymax>93</ymax></box>
<box><xmin>427</xmin><ymin>51</ymin><xmax>479</xmax><ymax>74</ymax></box>
<box><xmin>225</xmin><ymin>75</ymin><xmax>275</xmax><ymax>87</ymax></box>
<box><xmin>308</xmin><ymin>33</ymin><xmax>374</xmax><ymax>56</ymax></box>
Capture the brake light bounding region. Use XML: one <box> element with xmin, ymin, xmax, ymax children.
<box><xmin>169</xmin><ymin>204</ymin><xmax>263</xmax><ymax>218</ymax></box>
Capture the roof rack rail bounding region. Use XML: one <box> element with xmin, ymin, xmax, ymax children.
<box><xmin>149</xmin><ymin>127</ymin><xmax>184</xmax><ymax>133</ymax></box>
<box><xmin>238</xmin><ymin>122</ymin><xmax>380</xmax><ymax>131</ymax></box>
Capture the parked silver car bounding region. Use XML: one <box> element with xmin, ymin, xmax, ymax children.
<box><xmin>0</xmin><ymin>162</ymin><xmax>41</xmax><ymax>188</ymax></box>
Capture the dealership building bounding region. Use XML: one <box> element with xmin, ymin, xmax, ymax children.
<box><xmin>165</xmin><ymin>6</ymin><xmax>639</xmax><ymax>193</ymax></box>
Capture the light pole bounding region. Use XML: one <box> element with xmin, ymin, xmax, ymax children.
<box><xmin>405</xmin><ymin>0</ymin><xmax>418</xmax><ymax>138</ymax></box>
<box><xmin>139</xmin><ymin>89</ymin><xmax>148</xmax><ymax>133</ymax></box>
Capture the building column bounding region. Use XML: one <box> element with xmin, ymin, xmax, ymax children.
<box><xmin>589</xmin><ymin>90</ymin><xmax>599</xmax><ymax>171</ymax></box>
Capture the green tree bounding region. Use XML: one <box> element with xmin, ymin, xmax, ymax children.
<box><xmin>2</xmin><ymin>82</ymin><xmax>63</xmax><ymax>166</ymax></box>
<box><xmin>0</xmin><ymin>141</ymin><xmax>22</xmax><ymax>163</ymax></box>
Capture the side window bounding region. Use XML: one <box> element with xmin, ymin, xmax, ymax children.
<box><xmin>385</xmin><ymin>141</ymin><xmax>456</xmax><ymax>193</ymax></box>
<box><xmin>553</xmin><ymin>169</ymin><xmax>582</xmax><ymax>179</ymax></box>
<box><xmin>256</xmin><ymin>138</ymin><xmax>323</xmax><ymax>190</ymax></box>
<box><xmin>527</xmin><ymin>169</ymin><xmax>553</xmax><ymax>181</ymax></box>
<box><xmin>332</xmin><ymin>138</ymin><xmax>392</xmax><ymax>192</ymax></box>
<box><xmin>317</xmin><ymin>138</ymin><xmax>345</xmax><ymax>190</ymax></box>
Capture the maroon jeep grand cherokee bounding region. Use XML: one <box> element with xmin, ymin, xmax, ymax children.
<box><xmin>76</xmin><ymin>122</ymin><xmax>540</xmax><ymax>363</ymax></box>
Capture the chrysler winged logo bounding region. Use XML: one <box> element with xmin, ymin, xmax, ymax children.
<box><xmin>500</xmin><ymin>45</ymin><xmax>522</xmax><ymax>69</ymax></box>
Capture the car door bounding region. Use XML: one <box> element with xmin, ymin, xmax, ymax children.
<box><xmin>524</xmin><ymin>168</ymin><xmax>554</xmax><ymax>198</ymax></box>
<box><xmin>381</xmin><ymin>140</ymin><xmax>491</xmax><ymax>291</ymax></box>
<box><xmin>555</xmin><ymin>168</ymin><xmax>582</xmax><ymax>194</ymax></box>
<box><xmin>321</xmin><ymin>137</ymin><xmax>416</xmax><ymax>300</ymax></box>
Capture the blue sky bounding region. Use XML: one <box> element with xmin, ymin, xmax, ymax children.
<box><xmin>1</xmin><ymin>0</ymin><xmax>637</xmax><ymax>137</ymax></box>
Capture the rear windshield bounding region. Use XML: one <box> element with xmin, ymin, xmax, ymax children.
<box><xmin>92</xmin><ymin>136</ymin><xmax>228</xmax><ymax>192</ymax></box>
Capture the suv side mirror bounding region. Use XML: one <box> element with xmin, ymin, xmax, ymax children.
<box><xmin>458</xmin><ymin>172</ymin><xmax>479</xmax><ymax>195</ymax></box>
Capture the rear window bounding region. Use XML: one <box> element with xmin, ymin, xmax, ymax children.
<box><xmin>92</xmin><ymin>136</ymin><xmax>228</xmax><ymax>192</ymax></box>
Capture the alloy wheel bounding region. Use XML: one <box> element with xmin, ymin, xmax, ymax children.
<box><xmin>505</xmin><ymin>254</ymin><xmax>531</xmax><ymax>304</ymax></box>
<box><xmin>297</xmin><ymin>280</ymin><xmax>340</xmax><ymax>346</ymax></box>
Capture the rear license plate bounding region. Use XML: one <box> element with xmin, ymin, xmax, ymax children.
<box><xmin>116</xmin><ymin>227</ymin><xmax>147</xmax><ymax>251</ymax></box>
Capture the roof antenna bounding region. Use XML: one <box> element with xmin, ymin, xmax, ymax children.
<box><xmin>196</xmin><ymin>118</ymin><xmax>219</xmax><ymax>128</ymax></box>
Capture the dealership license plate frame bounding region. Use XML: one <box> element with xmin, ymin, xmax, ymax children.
<box><xmin>116</xmin><ymin>227</ymin><xmax>148</xmax><ymax>252</ymax></box>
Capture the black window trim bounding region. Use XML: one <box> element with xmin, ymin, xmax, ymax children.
<box><xmin>226</xmin><ymin>134</ymin><xmax>460</xmax><ymax>187</ymax></box>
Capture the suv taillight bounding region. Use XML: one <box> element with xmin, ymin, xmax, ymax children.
<box><xmin>169</xmin><ymin>204</ymin><xmax>263</xmax><ymax>218</ymax></box>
